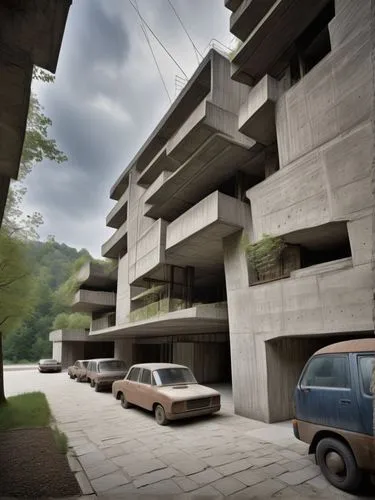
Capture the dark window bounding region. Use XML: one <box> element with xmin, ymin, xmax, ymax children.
<box><xmin>127</xmin><ymin>367</ymin><xmax>141</xmax><ymax>382</ymax></box>
<box><xmin>153</xmin><ymin>367</ymin><xmax>196</xmax><ymax>386</ymax></box>
<box><xmin>358</xmin><ymin>356</ymin><xmax>375</xmax><ymax>396</ymax></box>
<box><xmin>301</xmin><ymin>355</ymin><xmax>350</xmax><ymax>388</ymax></box>
<box><xmin>82</xmin><ymin>361</ymin><xmax>88</xmax><ymax>368</ymax></box>
<box><xmin>98</xmin><ymin>360</ymin><xmax>127</xmax><ymax>372</ymax></box>
<box><xmin>74</xmin><ymin>362</ymin><xmax>79</xmax><ymax>368</ymax></box>
<box><xmin>140</xmin><ymin>369</ymin><xmax>151</xmax><ymax>385</ymax></box>
<box><xmin>290</xmin><ymin>1</ymin><xmax>335</xmax><ymax>83</ymax></box>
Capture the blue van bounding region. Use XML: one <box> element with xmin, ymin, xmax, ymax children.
<box><xmin>293</xmin><ymin>339</ymin><xmax>374</xmax><ymax>492</ymax></box>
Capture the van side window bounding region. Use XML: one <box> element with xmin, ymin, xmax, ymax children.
<box><xmin>358</xmin><ymin>355</ymin><xmax>375</xmax><ymax>396</ymax></box>
<box><xmin>301</xmin><ymin>355</ymin><xmax>350</xmax><ymax>388</ymax></box>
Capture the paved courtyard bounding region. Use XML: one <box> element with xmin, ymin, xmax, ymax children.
<box><xmin>4</xmin><ymin>369</ymin><xmax>366</xmax><ymax>499</ymax></box>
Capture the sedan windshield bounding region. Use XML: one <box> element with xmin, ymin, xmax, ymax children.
<box><xmin>153</xmin><ymin>367</ymin><xmax>196</xmax><ymax>386</ymax></box>
<box><xmin>82</xmin><ymin>361</ymin><xmax>89</xmax><ymax>368</ymax></box>
<box><xmin>98</xmin><ymin>360</ymin><xmax>127</xmax><ymax>372</ymax></box>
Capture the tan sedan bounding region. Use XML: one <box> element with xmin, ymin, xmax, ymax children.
<box><xmin>112</xmin><ymin>363</ymin><xmax>221</xmax><ymax>425</ymax></box>
<box><xmin>68</xmin><ymin>360</ymin><xmax>89</xmax><ymax>382</ymax></box>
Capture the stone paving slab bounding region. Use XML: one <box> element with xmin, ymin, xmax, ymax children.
<box><xmin>5</xmin><ymin>372</ymin><xmax>370</xmax><ymax>499</ymax></box>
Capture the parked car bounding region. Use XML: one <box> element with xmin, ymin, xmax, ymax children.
<box><xmin>86</xmin><ymin>358</ymin><xmax>128</xmax><ymax>392</ymax></box>
<box><xmin>38</xmin><ymin>359</ymin><xmax>62</xmax><ymax>373</ymax></box>
<box><xmin>112</xmin><ymin>363</ymin><xmax>221</xmax><ymax>425</ymax></box>
<box><xmin>68</xmin><ymin>360</ymin><xmax>89</xmax><ymax>382</ymax></box>
<box><xmin>293</xmin><ymin>339</ymin><xmax>375</xmax><ymax>492</ymax></box>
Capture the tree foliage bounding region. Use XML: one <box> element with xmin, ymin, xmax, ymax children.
<box><xmin>2</xmin><ymin>69</ymin><xmax>67</xmax><ymax>239</ymax></box>
<box><xmin>3</xmin><ymin>240</ymin><xmax>92</xmax><ymax>362</ymax></box>
<box><xmin>52</xmin><ymin>312</ymin><xmax>91</xmax><ymax>331</ymax></box>
<box><xmin>0</xmin><ymin>232</ymin><xmax>35</xmax><ymax>333</ymax></box>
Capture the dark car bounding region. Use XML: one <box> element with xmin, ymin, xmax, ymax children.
<box><xmin>86</xmin><ymin>358</ymin><xmax>128</xmax><ymax>392</ymax></box>
<box><xmin>38</xmin><ymin>359</ymin><xmax>62</xmax><ymax>373</ymax></box>
<box><xmin>293</xmin><ymin>339</ymin><xmax>375</xmax><ymax>492</ymax></box>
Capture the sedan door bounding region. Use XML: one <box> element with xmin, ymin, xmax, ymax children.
<box><xmin>356</xmin><ymin>354</ymin><xmax>375</xmax><ymax>436</ymax></box>
<box><xmin>136</xmin><ymin>369</ymin><xmax>154</xmax><ymax>410</ymax></box>
<box><xmin>124</xmin><ymin>367</ymin><xmax>141</xmax><ymax>404</ymax></box>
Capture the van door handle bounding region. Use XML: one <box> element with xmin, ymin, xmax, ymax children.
<box><xmin>339</xmin><ymin>399</ymin><xmax>351</xmax><ymax>405</ymax></box>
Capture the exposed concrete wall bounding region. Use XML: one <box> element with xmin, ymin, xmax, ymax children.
<box><xmin>52</xmin><ymin>341</ymin><xmax>62</xmax><ymax>362</ymax></box>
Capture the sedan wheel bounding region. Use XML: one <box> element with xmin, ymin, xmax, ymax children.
<box><xmin>120</xmin><ymin>393</ymin><xmax>131</xmax><ymax>409</ymax></box>
<box><xmin>155</xmin><ymin>404</ymin><xmax>168</xmax><ymax>426</ymax></box>
<box><xmin>316</xmin><ymin>437</ymin><xmax>363</xmax><ymax>492</ymax></box>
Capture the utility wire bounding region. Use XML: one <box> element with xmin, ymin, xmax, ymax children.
<box><xmin>167</xmin><ymin>0</ymin><xmax>202</xmax><ymax>64</ymax></box>
<box><xmin>141</xmin><ymin>25</ymin><xmax>172</xmax><ymax>103</ymax></box>
<box><xmin>133</xmin><ymin>0</ymin><xmax>172</xmax><ymax>103</ymax></box>
<box><xmin>127</xmin><ymin>0</ymin><xmax>188</xmax><ymax>79</ymax></box>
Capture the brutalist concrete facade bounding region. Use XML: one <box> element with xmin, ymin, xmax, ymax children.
<box><xmin>53</xmin><ymin>0</ymin><xmax>375</xmax><ymax>422</ymax></box>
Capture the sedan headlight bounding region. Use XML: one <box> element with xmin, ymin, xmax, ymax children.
<box><xmin>172</xmin><ymin>401</ymin><xmax>186</xmax><ymax>414</ymax></box>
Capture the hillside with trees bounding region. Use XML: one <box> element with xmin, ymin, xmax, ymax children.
<box><xmin>3</xmin><ymin>239</ymin><xmax>92</xmax><ymax>363</ymax></box>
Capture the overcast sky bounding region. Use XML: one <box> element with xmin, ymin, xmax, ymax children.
<box><xmin>22</xmin><ymin>0</ymin><xmax>233</xmax><ymax>257</ymax></box>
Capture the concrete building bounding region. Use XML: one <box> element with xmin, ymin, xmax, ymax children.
<box><xmin>0</xmin><ymin>0</ymin><xmax>71</xmax><ymax>226</ymax></box>
<box><xmin>52</xmin><ymin>0</ymin><xmax>375</xmax><ymax>422</ymax></box>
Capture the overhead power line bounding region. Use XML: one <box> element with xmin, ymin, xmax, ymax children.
<box><xmin>167</xmin><ymin>0</ymin><xmax>203</xmax><ymax>64</ymax></box>
<box><xmin>133</xmin><ymin>0</ymin><xmax>172</xmax><ymax>103</ymax></box>
<box><xmin>127</xmin><ymin>0</ymin><xmax>188</xmax><ymax>79</ymax></box>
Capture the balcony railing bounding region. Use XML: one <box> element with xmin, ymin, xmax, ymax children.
<box><xmin>91</xmin><ymin>312</ymin><xmax>116</xmax><ymax>332</ymax></box>
<box><xmin>101</xmin><ymin>221</ymin><xmax>128</xmax><ymax>259</ymax></box>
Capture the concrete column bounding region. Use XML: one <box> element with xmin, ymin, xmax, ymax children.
<box><xmin>114</xmin><ymin>338</ymin><xmax>133</xmax><ymax>367</ymax></box>
<box><xmin>116</xmin><ymin>254</ymin><xmax>131</xmax><ymax>325</ymax></box>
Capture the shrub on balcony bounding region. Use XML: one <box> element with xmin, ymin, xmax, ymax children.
<box><xmin>243</xmin><ymin>234</ymin><xmax>286</xmax><ymax>280</ymax></box>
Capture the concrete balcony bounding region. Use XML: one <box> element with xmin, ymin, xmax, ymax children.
<box><xmin>89</xmin><ymin>302</ymin><xmax>229</xmax><ymax>338</ymax></box>
<box><xmin>101</xmin><ymin>221</ymin><xmax>128</xmax><ymax>259</ymax></box>
<box><xmin>144</xmin><ymin>170</ymin><xmax>172</xmax><ymax>206</ymax></box>
<box><xmin>72</xmin><ymin>289</ymin><xmax>116</xmax><ymax>313</ymax></box>
<box><xmin>138</xmin><ymin>147</ymin><xmax>180</xmax><ymax>187</ymax></box>
<box><xmin>91</xmin><ymin>313</ymin><xmax>116</xmax><ymax>332</ymax></box>
<box><xmin>239</xmin><ymin>75</ymin><xmax>280</xmax><ymax>145</ymax></box>
<box><xmin>144</xmin><ymin>100</ymin><xmax>255</xmax><ymax>221</ymax></box>
<box><xmin>76</xmin><ymin>261</ymin><xmax>117</xmax><ymax>290</ymax></box>
<box><xmin>231</xmin><ymin>0</ymin><xmax>332</xmax><ymax>84</ymax></box>
<box><xmin>229</xmin><ymin>0</ymin><xmax>275</xmax><ymax>41</ymax></box>
<box><xmin>225</xmin><ymin>0</ymin><xmax>242</xmax><ymax>11</ymax></box>
<box><xmin>128</xmin><ymin>218</ymin><xmax>168</xmax><ymax>285</ymax></box>
<box><xmin>165</xmin><ymin>191</ymin><xmax>250</xmax><ymax>270</ymax></box>
<box><xmin>106</xmin><ymin>187</ymin><xmax>128</xmax><ymax>229</ymax></box>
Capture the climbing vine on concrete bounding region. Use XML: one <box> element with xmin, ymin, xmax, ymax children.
<box><xmin>244</xmin><ymin>234</ymin><xmax>286</xmax><ymax>275</ymax></box>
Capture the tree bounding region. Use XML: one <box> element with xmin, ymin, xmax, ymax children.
<box><xmin>0</xmin><ymin>67</ymin><xmax>67</xmax><ymax>403</ymax></box>
<box><xmin>2</xmin><ymin>68</ymin><xmax>67</xmax><ymax>239</ymax></box>
<box><xmin>0</xmin><ymin>232</ymin><xmax>35</xmax><ymax>403</ymax></box>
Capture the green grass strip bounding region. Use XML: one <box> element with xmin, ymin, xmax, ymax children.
<box><xmin>0</xmin><ymin>392</ymin><xmax>51</xmax><ymax>430</ymax></box>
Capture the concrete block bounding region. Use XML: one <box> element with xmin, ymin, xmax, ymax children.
<box><xmin>189</xmin><ymin>468</ymin><xmax>222</xmax><ymax>486</ymax></box>
<box><xmin>211</xmin><ymin>476</ymin><xmax>247</xmax><ymax>495</ymax></box>
<box><xmin>278</xmin><ymin>465</ymin><xmax>321</xmax><ymax>485</ymax></box>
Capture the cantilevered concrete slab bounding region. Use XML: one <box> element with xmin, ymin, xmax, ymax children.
<box><xmin>145</xmin><ymin>133</ymin><xmax>255</xmax><ymax>221</ymax></box>
<box><xmin>76</xmin><ymin>261</ymin><xmax>117</xmax><ymax>291</ymax></box>
<box><xmin>239</xmin><ymin>75</ymin><xmax>281</xmax><ymax>145</ymax></box>
<box><xmin>138</xmin><ymin>147</ymin><xmax>180</xmax><ymax>187</ymax></box>
<box><xmin>165</xmin><ymin>191</ymin><xmax>250</xmax><ymax>270</ymax></box>
<box><xmin>230</xmin><ymin>0</ymin><xmax>332</xmax><ymax>84</ymax></box>
<box><xmin>102</xmin><ymin>221</ymin><xmax>128</xmax><ymax>258</ymax></box>
<box><xmin>229</xmin><ymin>0</ymin><xmax>275</xmax><ymax>41</ymax></box>
<box><xmin>89</xmin><ymin>302</ymin><xmax>229</xmax><ymax>339</ymax></box>
<box><xmin>106</xmin><ymin>187</ymin><xmax>128</xmax><ymax>229</ymax></box>
<box><xmin>71</xmin><ymin>290</ymin><xmax>117</xmax><ymax>313</ymax></box>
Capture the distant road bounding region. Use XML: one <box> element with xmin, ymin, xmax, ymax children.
<box><xmin>3</xmin><ymin>364</ymin><xmax>38</xmax><ymax>371</ymax></box>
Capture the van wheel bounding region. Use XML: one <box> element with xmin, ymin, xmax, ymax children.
<box><xmin>154</xmin><ymin>405</ymin><xmax>168</xmax><ymax>426</ymax></box>
<box><xmin>316</xmin><ymin>437</ymin><xmax>363</xmax><ymax>492</ymax></box>
<box><xmin>120</xmin><ymin>393</ymin><xmax>131</xmax><ymax>409</ymax></box>
<box><xmin>90</xmin><ymin>379</ymin><xmax>95</xmax><ymax>388</ymax></box>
